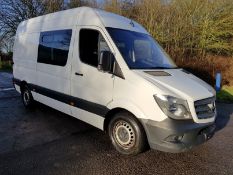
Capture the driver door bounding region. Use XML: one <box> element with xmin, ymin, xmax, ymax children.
<box><xmin>70</xmin><ymin>27</ymin><xmax>114</xmax><ymax>129</ymax></box>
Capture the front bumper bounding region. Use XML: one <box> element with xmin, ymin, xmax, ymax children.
<box><xmin>141</xmin><ymin>118</ymin><xmax>216</xmax><ymax>153</ymax></box>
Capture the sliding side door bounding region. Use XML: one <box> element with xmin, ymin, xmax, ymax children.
<box><xmin>35</xmin><ymin>29</ymin><xmax>74</xmax><ymax>115</ymax></box>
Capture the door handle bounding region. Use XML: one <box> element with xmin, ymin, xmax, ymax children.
<box><xmin>75</xmin><ymin>72</ymin><xmax>83</xmax><ymax>76</ymax></box>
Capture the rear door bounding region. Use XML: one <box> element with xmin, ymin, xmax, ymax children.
<box><xmin>70</xmin><ymin>26</ymin><xmax>114</xmax><ymax>129</ymax></box>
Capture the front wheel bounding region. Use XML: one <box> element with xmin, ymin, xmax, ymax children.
<box><xmin>108</xmin><ymin>111</ymin><xmax>148</xmax><ymax>155</ymax></box>
<box><xmin>21</xmin><ymin>85</ymin><xmax>34</xmax><ymax>108</ymax></box>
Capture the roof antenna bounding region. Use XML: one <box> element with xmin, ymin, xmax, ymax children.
<box><xmin>130</xmin><ymin>20</ymin><xmax>135</xmax><ymax>27</ymax></box>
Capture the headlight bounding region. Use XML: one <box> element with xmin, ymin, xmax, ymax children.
<box><xmin>154</xmin><ymin>94</ymin><xmax>192</xmax><ymax>120</ymax></box>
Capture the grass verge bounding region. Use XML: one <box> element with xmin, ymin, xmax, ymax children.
<box><xmin>0</xmin><ymin>61</ymin><xmax>12</xmax><ymax>71</ymax></box>
<box><xmin>217</xmin><ymin>86</ymin><xmax>233</xmax><ymax>103</ymax></box>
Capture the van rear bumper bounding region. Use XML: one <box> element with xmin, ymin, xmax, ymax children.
<box><xmin>141</xmin><ymin>118</ymin><xmax>216</xmax><ymax>153</ymax></box>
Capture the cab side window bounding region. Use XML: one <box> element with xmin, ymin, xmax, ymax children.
<box><xmin>79</xmin><ymin>29</ymin><xmax>110</xmax><ymax>67</ymax></box>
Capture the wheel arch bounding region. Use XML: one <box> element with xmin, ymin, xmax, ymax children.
<box><xmin>103</xmin><ymin>105</ymin><xmax>147</xmax><ymax>134</ymax></box>
<box><xmin>104</xmin><ymin>107</ymin><xmax>126</xmax><ymax>132</ymax></box>
<box><xmin>19</xmin><ymin>80</ymin><xmax>28</xmax><ymax>92</ymax></box>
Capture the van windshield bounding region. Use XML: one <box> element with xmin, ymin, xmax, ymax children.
<box><xmin>107</xmin><ymin>27</ymin><xmax>177</xmax><ymax>69</ymax></box>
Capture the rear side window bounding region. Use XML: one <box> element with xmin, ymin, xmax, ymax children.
<box><xmin>38</xmin><ymin>29</ymin><xmax>72</xmax><ymax>66</ymax></box>
<box><xmin>79</xmin><ymin>29</ymin><xmax>110</xmax><ymax>67</ymax></box>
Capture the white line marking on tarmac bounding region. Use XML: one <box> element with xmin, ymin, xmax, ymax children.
<box><xmin>0</xmin><ymin>88</ymin><xmax>15</xmax><ymax>92</ymax></box>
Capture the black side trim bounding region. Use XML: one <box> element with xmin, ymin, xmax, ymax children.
<box><xmin>29</xmin><ymin>84</ymin><xmax>109</xmax><ymax>117</ymax></box>
<box><xmin>13</xmin><ymin>78</ymin><xmax>109</xmax><ymax>117</ymax></box>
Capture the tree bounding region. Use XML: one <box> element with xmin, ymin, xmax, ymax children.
<box><xmin>67</xmin><ymin>0</ymin><xmax>97</xmax><ymax>9</ymax></box>
<box><xmin>104</xmin><ymin>0</ymin><xmax>138</xmax><ymax>18</ymax></box>
<box><xmin>0</xmin><ymin>0</ymin><xmax>46</xmax><ymax>37</ymax></box>
<box><xmin>0</xmin><ymin>0</ymin><xmax>67</xmax><ymax>53</ymax></box>
<box><xmin>0</xmin><ymin>0</ymin><xmax>97</xmax><ymax>41</ymax></box>
<box><xmin>44</xmin><ymin>0</ymin><xmax>64</xmax><ymax>13</ymax></box>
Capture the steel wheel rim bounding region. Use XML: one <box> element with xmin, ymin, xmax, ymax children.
<box><xmin>113</xmin><ymin>120</ymin><xmax>136</xmax><ymax>149</ymax></box>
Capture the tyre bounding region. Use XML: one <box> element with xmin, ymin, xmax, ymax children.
<box><xmin>108</xmin><ymin>111</ymin><xmax>147</xmax><ymax>155</ymax></box>
<box><xmin>21</xmin><ymin>85</ymin><xmax>34</xmax><ymax>108</ymax></box>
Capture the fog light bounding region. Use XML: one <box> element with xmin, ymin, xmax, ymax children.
<box><xmin>165</xmin><ymin>135</ymin><xmax>184</xmax><ymax>143</ymax></box>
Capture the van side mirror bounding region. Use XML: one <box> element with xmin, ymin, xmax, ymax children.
<box><xmin>98</xmin><ymin>51</ymin><xmax>114</xmax><ymax>72</ymax></box>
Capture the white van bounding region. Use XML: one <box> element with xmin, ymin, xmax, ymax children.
<box><xmin>13</xmin><ymin>7</ymin><xmax>216</xmax><ymax>155</ymax></box>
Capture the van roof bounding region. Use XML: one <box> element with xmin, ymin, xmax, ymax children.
<box><xmin>16</xmin><ymin>7</ymin><xmax>148</xmax><ymax>35</ymax></box>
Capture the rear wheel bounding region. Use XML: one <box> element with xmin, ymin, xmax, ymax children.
<box><xmin>21</xmin><ymin>85</ymin><xmax>34</xmax><ymax>108</ymax></box>
<box><xmin>108</xmin><ymin>111</ymin><xmax>147</xmax><ymax>155</ymax></box>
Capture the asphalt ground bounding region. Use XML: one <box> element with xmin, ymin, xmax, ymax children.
<box><xmin>0</xmin><ymin>72</ymin><xmax>233</xmax><ymax>175</ymax></box>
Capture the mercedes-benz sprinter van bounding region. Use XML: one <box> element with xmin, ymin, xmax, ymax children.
<box><xmin>13</xmin><ymin>7</ymin><xmax>216</xmax><ymax>155</ymax></box>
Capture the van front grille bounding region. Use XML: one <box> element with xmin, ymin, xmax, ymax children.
<box><xmin>194</xmin><ymin>97</ymin><xmax>216</xmax><ymax>119</ymax></box>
